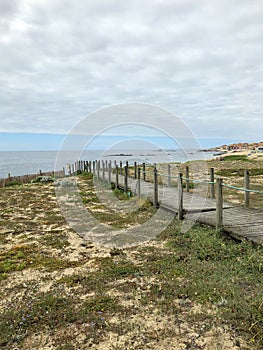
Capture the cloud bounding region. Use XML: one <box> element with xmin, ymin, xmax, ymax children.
<box><xmin>0</xmin><ymin>0</ymin><xmax>262</xmax><ymax>141</ymax></box>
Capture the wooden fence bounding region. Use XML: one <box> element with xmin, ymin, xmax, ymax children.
<box><xmin>0</xmin><ymin>169</ymin><xmax>65</xmax><ymax>188</ymax></box>
<box><xmin>69</xmin><ymin>159</ymin><xmax>263</xmax><ymax>233</ymax></box>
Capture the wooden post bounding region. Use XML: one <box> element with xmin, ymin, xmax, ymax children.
<box><xmin>108</xmin><ymin>161</ymin><xmax>112</xmax><ymax>184</ymax></box>
<box><xmin>105</xmin><ymin>160</ymin><xmax>108</xmax><ymax>171</ymax></box>
<box><xmin>102</xmin><ymin>161</ymin><xmax>105</xmax><ymax>181</ymax></box>
<box><xmin>97</xmin><ymin>160</ymin><xmax>100</xmax><ymax>179</ymax></box>
<box><xmin>124</xmin><ymin>165</ymin><xmax>128</xmax><ymax>193</ymax></box>
<box><xmin>153</xmin><ymin>165</ymin><xmax>159</xmax><ymax>208</ymax></box>
<box><xmin>178</xmin><ymin>173</ymin><xmax>183</xmax><ymax>220</ymax></box>
<box><xmin>142</xmin><ymin>162</ymin><xmax>146</xmax><ymax>181</ymax></box>
<box><xmin>39</xmin><ymin>169</ymin><xmax>42</xmax><ymax>176</ymax></box>
<box><xmin>120</xmin><ymin>161</ymin><xmax>122</xmax><ymax>175</ymax></box>
<box><xmin>167</xmin><ymin>164</ymin><xmax>171</xmax><ymax>187</ymax></box>
<box><xmin>114</xmin><ymin>160</ymin><xmax>117</xmax><ymax>168</ymax></box>
<box><xmin>185</xmin><ymin>165</ymin><xmax>190</xmax><ymax>192</ymax></box>
<box><xmin>134</xmin><ymin>162</ymin><xmax>137</xmax><ymax>179</ymax></box>
<box><xmin>137</xmin><ymin>167</ymin><xmax>141</xmax><ymax>198</ymax></box>
<box><xmin>216</xmin><ymin>178</ymin><xmax>223</xmax><ymax>230</ymax></box>
<box><xmin>210</xmin><ymin>168</ymin><xmax>215</xmax><ymax>198</ymax></box>
<box><xmin>115</xmin><ymin>165</ymin><xmax>119</xmax><ymax>188</ymax></box>
<box><xmin>244</xmin><ymin>170</ymin><xmax>250</xmax><ymax>208</ymax></box>
<box><xmin>93</xmin><ymin>161</ymin><xmax>95</xmax><ymax>176</ymax></box>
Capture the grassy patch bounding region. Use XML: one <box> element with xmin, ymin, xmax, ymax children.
<box><xmin>222</xmin><ymin>154</ymin><xmax>250</xmax><ymax>161</ymax></box>
<box><xmin>0</xmin><ymin>244</ymin><xmax>80</xmax><ymax>278</ymax></box>
<box><xmin>4</xmin><ymin>180</ymin><xmax>21</xmax><ymax>187</ymax></box>
<box><xmin>0</xmin><ymin>288</ymin><xmax>124</xmax><ymax>348</ymax></box>
<box><xmin>216</xmin><ymin>168</ymin><xmax>263</xmax><ymax>177</ymax></box>
<box><xmin>38</xmin><ymin>232</ymin><xmax>70</xmax><ymax>249</ymax></box>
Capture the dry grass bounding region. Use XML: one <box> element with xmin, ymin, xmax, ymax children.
<box><xmin>0</xmin><ymin>169</ymin><xmax>262</xmax><ymax>349</ymax></box>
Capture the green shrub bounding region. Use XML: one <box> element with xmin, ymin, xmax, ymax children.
<box><xmin>5</xmin><ymin>180</ymin><xmax>21</xmax><ymax>187</ymax></box>
<box><xmin>31</xmin><ymin>176</ymin><xmax>54</xmax><ymax>183</ymax></box>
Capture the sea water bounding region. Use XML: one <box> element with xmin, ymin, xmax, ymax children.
<box><xmin>0</xmin><ymin>149</ymin><xmax>215</xmax><ymax>179</ymax></box>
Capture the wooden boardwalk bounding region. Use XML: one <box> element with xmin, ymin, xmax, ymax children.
<box><xmin>105</xmin><ymin>171</ymin><xmax>263</xmax><ymax>244</ymax></box>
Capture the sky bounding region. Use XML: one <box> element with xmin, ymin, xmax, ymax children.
<box><xmin>0</xmin><ymin>0</ymin><xmax>263</xmax><ymax>150</ymax></box>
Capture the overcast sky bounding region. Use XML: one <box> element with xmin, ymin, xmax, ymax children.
<box><xmin>0</xmin><ymin>0</ymin><xmax>263</xmax><ymax>144</ymax></box>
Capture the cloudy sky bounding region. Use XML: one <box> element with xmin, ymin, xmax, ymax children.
<box><xmin>0</xmin><ymin>0</ymin><xmax>263</xmax><ymax>149</ymax></box>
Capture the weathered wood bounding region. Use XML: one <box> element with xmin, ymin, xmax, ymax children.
<box><xmin>185</xmin><ymin>166</ymin><xmax>190</xmax><ymax>192</ymax></box>
<box><xmin>167</xmin><ymin>164</ymin><xmax>171</xmax><ymax>187</ymax></box>
<box><xmin>134</xmin><ymin>162</ymin><xmax>137</xmax><ymax>179</ymax></box>
<box><xmin>108</xmin><ymin>161</ymin><xmax>112</xmax><ymax>183</ymax></box>
<box><xmin>210</xmin><ymin>168</ymin><xmax>215</xmax><ymax>198</ymax></box>
<box><xmin>120</xmin><ymin>161</ymin><xmax>123</xmax><ymax>175</ymax></box>
<box><xmin>216</xmin><ymin>178</ymin><xmax>223</xmax><ymax>230</ymax></box>
<box><xmin>142</xmin><ymin>162</ymin><xmax>146</xmax><ymax>181</ymax></box>
<box><xmin>124</xmin><ymin>165</ymin><xmax>128</xmax><ymax>193</ymax></box>
<box><xmin>115</xmin><ymin>165</ymin><xmax>119</xmax><ymax>188</ymax></box>
<box><xmin>153</xmin><ymin>165</ymin><xmax>159</xmax><ymax>208</ymax></box>
<box><xmin>137</xmin><ymin>167</ymin><xmax>141</xmax><ymax>198</ymax></box>
<box><xmin>100</xmin><ymin>159</ymin><xmax>263</xmax><ymax>244</ymax></box>
<box><xmin>102</xmin><ymin>161</ymin><xmax>105</xmax><ymax>181</ymax></box>
<box><xmin>244</xmin><ymin>170</ymin><xmax>250</xmax><ymax>208</ymax></box>
<box><xmin>97</xmin><ymin>160</ymin><xmax>101</xmax><ymax>179</ymax></box>
<box><xmin>178</xmin><ymin>173</ymin><xmax>183</xmax><ymax>220</ymax></box>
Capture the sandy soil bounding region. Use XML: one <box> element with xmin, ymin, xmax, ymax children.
<box><xmin>0</xmin><ymin>175</ymin><xmax>251</xmax><ymax>349</ymax></box>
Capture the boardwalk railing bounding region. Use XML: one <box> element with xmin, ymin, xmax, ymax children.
<box><xmin>68</xmin><ymin>159</ymin><xmax>263</xmax><ymax>241</ymax></box>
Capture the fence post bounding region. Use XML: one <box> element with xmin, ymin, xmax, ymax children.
<box><xmin>124</xmin><ymin>164</ymin><xmax>128</xmax><ymax>193</ymax></box>
<box><xmin>216</xmin><ymin>178</ymin><xmax>223</xmax><ymax>230</ymax></box>
<box><xmin>185</xmin><ymin>165</ymin><xmax>190</xmax><ymax>192</ymax></box>
<box><xmin>137</xmin><ymin>167</ymin><xmax>141</xmax><ymax>198</ymax></box>
<box><xmin>92</xmin><ymin>161</ymin><xmax>95</xmax><ymax>176</ymax></box>
<box><xmin>244</xmin><ymin>170</ymin><xmax>250</xmax><ymax>207</ymax></box>
<box><xmin>134</xmin><ymin>162</ymin><xmax>137</xmax><ymax>179</ymax></box>
<box><xmin>120</xmin><ymin>161</ymin><xmax>122</xmax><ymax>175</ymax></box>
<box><xmin>108</xmin><ymin>161</ymin><xmax>112</xmax><ymax>184</ymax></box>
<box><xmin>102</xmin><ymin>161</ymin><xmax>105</xmax><ymax>181</ymax></box>
<box><xmin>178</xmin><ymin>173</ymin><xmax>183</xmax><ymax>220</ymax></box>
<box><xmin>167</xmin><ymin>164</ymin><xmax>171</xmax><ymax>187</ymax></box>
<box><xmin>115</xmin><ymin>165</ymin><xmax>119</xmax><ymax>188</ymax></box>
<box><xmin>143</xmin><ymin>163</ymin><xmax>146</xmax><ymax>181</ymax></box>
<box><xmin>114</xmin><ymin>160</ymin><xmax>117</xmax><ymax>168</ymax></box>
<box><xmin>153</xmin><ymin>164</ymin><xmax>159</xmax><ymax>208</ymax></box>
<box><xmin>97</xmin><ymin>160</ymin><xmax>100</xmax><ymax>179</ymax></box>
<box><xmin>210</xmin><ymin>168</ymin><xmax>215</xmax><ymax>198</ymax></box>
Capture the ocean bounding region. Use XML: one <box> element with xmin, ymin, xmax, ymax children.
<box><xmin>0</xmin><ymin>149</ymin><xmax>216</xmax><ymax>179</ymax></box>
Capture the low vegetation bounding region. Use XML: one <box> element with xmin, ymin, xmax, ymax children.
<box><xmin>0</xmin><ymin>164</ymin><xmax>263</xmax><ymax>349</ymax></box>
